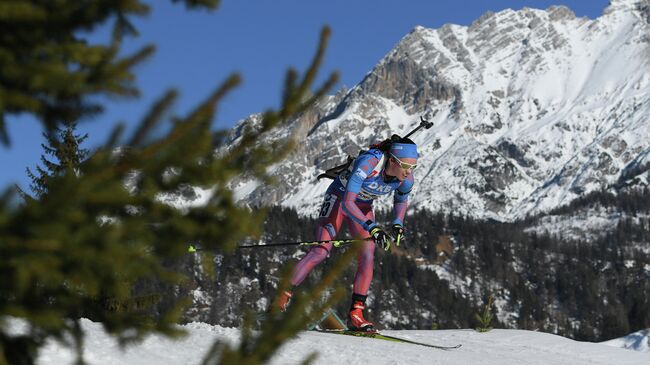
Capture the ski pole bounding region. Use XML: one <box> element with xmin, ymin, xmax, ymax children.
<box><xmin>403</xmin><ymin>114</ymin><xmax>435</xmax><ymax>140</ymax></box>
<box><xmin>238</xmin><ymin>237</ymin><xmax>371</xmax><ymax>249</ymax></box>
<box><xmin>187</xmin><ymin>237</ymin><xmax>372</xmax><ymax>252</ymax></box>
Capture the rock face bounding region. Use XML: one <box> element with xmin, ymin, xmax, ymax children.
<box><xmin>221</xmin><ymin>1</ymin><xmax>650</xmax><ymax>222</ymax></box>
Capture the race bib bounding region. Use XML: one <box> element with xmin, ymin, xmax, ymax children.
<box><xmin>318</xmin><ymin>193</ymin><xmax>338</xmax><ymax>218</ymax></box>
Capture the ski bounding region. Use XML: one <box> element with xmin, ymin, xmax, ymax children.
<box><xmin>371</xmin><ymin>332</ymin><xmax>462</xmax><ymax>350</ymax></box>
<box><xmin>315</xmin><ymin>329</ymin><xmax>462</xmax><ymax>350</ymax></box>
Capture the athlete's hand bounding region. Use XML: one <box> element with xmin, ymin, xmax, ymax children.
<box><xmin>370</xmin><ymin>226</ymin><xmax>391</xmax><ymax>251</ymax></box>
<box><xmin>392</xmin><ymin>224</ymin><xmax>405</xmax><ymax>246</ymax></box>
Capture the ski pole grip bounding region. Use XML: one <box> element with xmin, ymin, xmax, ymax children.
<box><xmin>420</xmin><ymin>115</ymin><xmax>434</xmax><ymax>129</ymax></box>
<box><xmin>403</xmin><ymin>115</ymin><xmax>435</xmax><ymax>140</ymax></box>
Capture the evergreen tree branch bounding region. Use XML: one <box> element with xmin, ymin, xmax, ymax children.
<box><xmin>1</xmin><ymin>3</ymin><xmax>338</xmax><ymax>365</ymax></box>
<box><xmin>128</xmin><ymin>90</ymin><xmax>178</xmax><ymax>147</ymax></box>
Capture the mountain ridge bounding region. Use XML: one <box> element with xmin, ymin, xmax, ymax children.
<box><xmin>217</xmin><ymin>1</ymin><xmax>650</xmax><ymax>224</ymax></box>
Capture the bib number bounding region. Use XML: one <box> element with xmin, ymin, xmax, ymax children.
<box><xmin>319</xmin><ymin>194</ymin><xmax>337</xmax><ymax>218</ymax></box>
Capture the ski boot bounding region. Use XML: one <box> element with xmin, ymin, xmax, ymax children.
<box><xmin>346</xmin><ymin>294</ymin><xmax>375</xmax><ymax>332</ymax></box>
<box><xmin>277</xmin><ymin>290</ymin><xmax>293</xmax><ymax>312</ymax></box>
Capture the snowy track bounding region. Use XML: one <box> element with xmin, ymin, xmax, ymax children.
<box><xmin>36</xmin><ymin>319</ymin><xmax>648</xmax><ymax>365</ymax></box>
<box><xmin>273</xmin><ymin>329</ymin><xmax>646</xmax><ymax>365</ymax></box>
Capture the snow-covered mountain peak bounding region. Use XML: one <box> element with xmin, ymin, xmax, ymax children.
<box><xmin>606</xmin><ymin>0</ymin><xmax>650</xmax><ymax>12</ymax></box>
<box><xmin>605</xmin><ymin>0</ymin><xmax>650</xmax><ymax>23</ymax></box>
<box><xmin>217</xmin><ymin>2</ymin><xmax>650</xmax><ymax>222</ymax></box>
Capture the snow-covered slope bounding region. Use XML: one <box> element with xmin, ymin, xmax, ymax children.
<box><xmin>36</xmin><ymin>319</ymin><xmax>648</xmax><ymax>365</ymax></box>
<box><xmin>604</xmin><ymin>328</ymin><xmax>650</xmax><ymax>352</ymax></box>
<box><xmin>215</xmin><ymin>0</ymin><xmax>650</xmax><ymax>223</ymax></box>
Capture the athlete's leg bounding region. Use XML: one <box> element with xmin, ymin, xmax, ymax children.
<box><xmin>290</xmin><ymin>192</ymin><xmax>343</xmax><ymax>286</ymax></box>
<box><xmin>346</xmin><ymin>204</ymin><xmax>376</xmax><ymax>296</ymax></box>
<box><xmin>345</xmin><ymin>203</ymin><xmax>376</xmax><ymax>330</ymax></box>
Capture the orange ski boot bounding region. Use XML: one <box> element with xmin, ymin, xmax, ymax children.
<box><xmin>277</xmin><ymin>290</ymin><xmax>293</xmax><ymax>312</ymax></box>
<box><xmin>347</xmin><ymin>294</ymin><xmax>375</xmax><ymax>332</ymax></box>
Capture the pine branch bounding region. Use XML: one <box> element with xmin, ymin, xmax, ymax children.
<box><xmin>128</xmin><ymin>90</ymin><xmax>178</xmax><ymax>147</ymax></box>
<box><xmin>1</xmin><ymin>4</ymin><xmax>337</xmax><ymax>365</ymax></box>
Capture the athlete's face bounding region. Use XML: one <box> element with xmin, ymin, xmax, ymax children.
<box><xmin>387</xmin><ymin>154</ymin><xmax>417</xmax><ymax>181</ymax></box>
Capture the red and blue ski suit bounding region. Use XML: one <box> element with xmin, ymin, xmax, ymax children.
<box><xmin>290</xmin><ymin>148</ymin><xmax>414</xmax><ymax>296</ymax></box>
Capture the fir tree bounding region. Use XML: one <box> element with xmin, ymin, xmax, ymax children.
<box><xmin>475</xmin><ymin>295</ymin><xmax>494</xmax><ymax>332</ymax></box>
<box><xmin>0</xmin><ymin>1</ymin><xmax>343</xmax><ymax>365</ymax></box>
<box><xmin>22</xmin><ymin>122</ymin><xmax>89</xmax><ymax>199</ymax></box>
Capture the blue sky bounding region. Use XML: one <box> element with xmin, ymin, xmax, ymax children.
<box><xmin>2</xmin><ymin>0</ymin><xmax>609</xmax><ymax>192</ymax></box>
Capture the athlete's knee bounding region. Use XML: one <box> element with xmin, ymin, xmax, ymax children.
<box><xmin>357</xmin><ymin>244</ymin><xmax>374</xmax><ymax>265</ymax></box>
<box><xmin>308</xmin><ymin>245</ymin><xmax>330</xmax><ymax>263</ymax></box>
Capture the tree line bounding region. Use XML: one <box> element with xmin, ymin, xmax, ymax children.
<box><xmin>204</xmin><ymin>200</ymin><xmax>648</xmax><ymax>342</ymax></box>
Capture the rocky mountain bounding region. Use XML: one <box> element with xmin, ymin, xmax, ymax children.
<box><xmin>223</xmin><ymin>0</ymin><xmax>650</xmax><ymax>224</ymax></box>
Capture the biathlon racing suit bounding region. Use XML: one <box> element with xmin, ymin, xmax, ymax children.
<box><xmin>289</xmin><ymin>148</ymin><xmax>414</xmax><ymax>296</ymax></box>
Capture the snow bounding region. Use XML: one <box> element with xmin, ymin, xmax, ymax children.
<box><xmin>191</xmin><ymin>289</ymin><xmax>211</xmax><ymax>306</ymax></box>
<box><xmin>233</xmin><ymin>180</ymin><xmax>261</xmax><ymax>201</ymax></box>
<box><xmin>156</xmin><ymin>186</ymin><xmax>215</xmax><ymax>212</ymax></box>
<box><xmin>605</xmin><ymin>0</ymin><xmax>649</xmax><ymax>14</ymax></box>
<box><xmin>525</xmin><ymin>209</ymin><xmax>622</xmax><ymax>241</ymax></box>
<box><xmin>34</xmin><ymin>319</ymin><xmax>649</xmax><ymax>365</ymax></box>
<box><xmin>604</xmin><ymin>329</ymin><xmax>650</xmax><ymax>353</ymax></box>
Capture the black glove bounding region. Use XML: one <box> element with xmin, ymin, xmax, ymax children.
<box><xmin>392</xmin><ymin>224</ymin><xmax>405</xmax><ymax>247</ymax></box>
<box><xmin>370</xmin><ymin>226</ymin><xmax>391</xmax><ymax>251</ymax></box>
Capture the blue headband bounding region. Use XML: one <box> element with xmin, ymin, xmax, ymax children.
<box><xmin>390</xmin><ymin>143</ymin><xmax>419</xmax><ymax>159</ymax></box>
